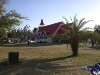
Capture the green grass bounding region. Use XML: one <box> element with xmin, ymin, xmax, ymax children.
<box><xmin>0</xmin><ymin>43</ymin><xmax>100</xmax><ymax>75</ymax></box>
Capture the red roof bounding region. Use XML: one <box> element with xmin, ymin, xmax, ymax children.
<box><xmin>38</xmin><ymin>22</ymin><xmax>63</xmax><ymax>35</ymax></box>
<box><xmin>57</xmin><ymin>27</ymin><xmax>66</xmax><ymax>34</ymax></box>
<box><xmin>38</xmin><ymin>22</ymin><xmax>65</xmax><ymax>35</ymax></box>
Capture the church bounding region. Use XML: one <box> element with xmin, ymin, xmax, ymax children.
<box><xmin>35</xmin><ymin>19</ymin><xmax>68</xmax><ymax>43</ymax></box>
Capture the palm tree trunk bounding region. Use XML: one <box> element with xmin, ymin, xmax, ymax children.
<box><xmin>70</xmin><ymin>36</ymin><xmax>79</xmax><ymax>56</ymax></box>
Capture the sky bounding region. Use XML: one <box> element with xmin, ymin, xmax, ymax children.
<box><xmin>6</xmin><ymin>0</ymin><xmax>100</xmax><ymax>30</ymax></box>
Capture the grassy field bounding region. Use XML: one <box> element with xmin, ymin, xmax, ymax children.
<box><xmin>0</xmin><ymin>43</ymin><xmax>100</xmax><ymax>75</ymax></box>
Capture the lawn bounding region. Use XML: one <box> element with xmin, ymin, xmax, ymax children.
<box><xmin>0</xmin><ymin>43</ymin><xmax>100</xmax><ymax>75</ymax></box>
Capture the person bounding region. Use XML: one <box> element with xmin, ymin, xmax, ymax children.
<box><xmin>27</xmin><ymin>40</ymin><xmax>30</xmax><ymax>45</ymax></box>
<box><xmin>87</xmin><ymin>38</ymin><xmax>91</xmax><ymax>44</ymax></box>
<box><xmin>87</xmin><ymin>38</ymin><xmax>92</xmax><ymax>47</ymax></box>
<box><xmin>91</xmin><ymin>38</ymin><xmax>94</xmax><ymax>47</ymax></box>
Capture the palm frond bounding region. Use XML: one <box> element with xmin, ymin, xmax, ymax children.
<box><xmin>63</xmin><ymin>16</ymin><xmax>69</xmax><ymax>24</ymax></box>
<box><xmin>63</xmin><ymin>15</ymin><xmax>92</xmax><ymax>36</ymax></box>
<box><xmin>78</xmin><ymin>18</ymin><xmax>85</xmax><ymax>27</ymax></box>
<box><xmin>70</xmin><ymin>17</ymin><xmax>73</xmax><ymax>23</ymax></box>
<box><xmin>79</xmin><ymin>20</ymin><xmax>93</xmax><ymax>30</ymax></box>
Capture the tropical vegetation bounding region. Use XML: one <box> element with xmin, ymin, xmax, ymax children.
<box><xmin>64</xmin><ymin>15</ymin><xmax>92</xmax><ymax>56</ymax></box>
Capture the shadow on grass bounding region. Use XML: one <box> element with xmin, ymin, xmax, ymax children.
<box><xmin>0</xmin><ymin>55</ymin><xmax>78</xmax><ymax>75</ymax></box>
<box><xmin>0</xmin><ymin>43</ymin><xmax>64</xmax><ymax>47</ymax></box>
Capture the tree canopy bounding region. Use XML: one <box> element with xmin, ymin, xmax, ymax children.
<box><xmin>94</xmin><ymin>25</ymin><xmax>100</xmax><ymax>35</ymax></box>
<box><xmin>0</xmin><ymin>0</ymin><xmax>27</xmax><ymax>29</ymax></box>
<box><xmin>0</xmin><ymin>0</ymin><xmax>28</xmax><ymax>42</ymax></box>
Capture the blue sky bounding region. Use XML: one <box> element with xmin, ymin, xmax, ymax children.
<box><xmin>6</xmin><ymin>0</ymin><xmax>100</xmax><ymax>30</ymax></box>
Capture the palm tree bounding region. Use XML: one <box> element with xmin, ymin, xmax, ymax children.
<box><xmin>64</xmin><ymin>15</ymin><xmax>92</xmax><ymax>56</ymax></box>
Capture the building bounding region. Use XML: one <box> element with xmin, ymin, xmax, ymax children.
<box><xmin>35</xmin><ymin>19</ymin><xmax>68</xmax><ymax>43</ymax></box>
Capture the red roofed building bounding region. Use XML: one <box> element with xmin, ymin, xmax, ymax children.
<box><xmin>35</xmin><ymin>19</ymin><xmax>68</xmax><ymax>43</ymax></box>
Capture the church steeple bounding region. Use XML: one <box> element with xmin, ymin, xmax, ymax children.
<box><xmin>40</xmin><ymin>19</ymin><xmax>45</xmax><ymax>26</ymax></box>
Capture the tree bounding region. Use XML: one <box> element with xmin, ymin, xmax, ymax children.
<box><xmin>0</xmin><ymin>0</ymin><xmax>27</xmax><ymax>42</ymax></box>
<box><xmin>33</xmin><ymin>27</ymin><xmax>38</xmax><ymax>33</ymax></box>
<box><xmin>0</xmin><ymin>0</ymin><xmax>27</xmax><ymax>28</ymax></box>
<box><xmin>0</xmin><ymin>10</ymin><xmax>24</xmax><ymax>29</ymax></box>
<box><xmin>94</xmin><ymin>25</ymin><xmax>100</xmax><ymax>48</ymax></box>
<box><xmin>64</xmin><ymin>15</ymin><xmax>92</xmax><ymax>56</ymax></box>
<box><xmin>94</xmin><ymin>25</ymin><xmax>100</xmax><ymax>35</ymax></box>
<box><xmin>80</xmin><ymin>30</ymin><xmax>93</xmax><ymax>42</ymax></box>
<box><xmin>7</xmin><ymin>25</ymin><xmax>33</xmax><ymax>43</ymax></box>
